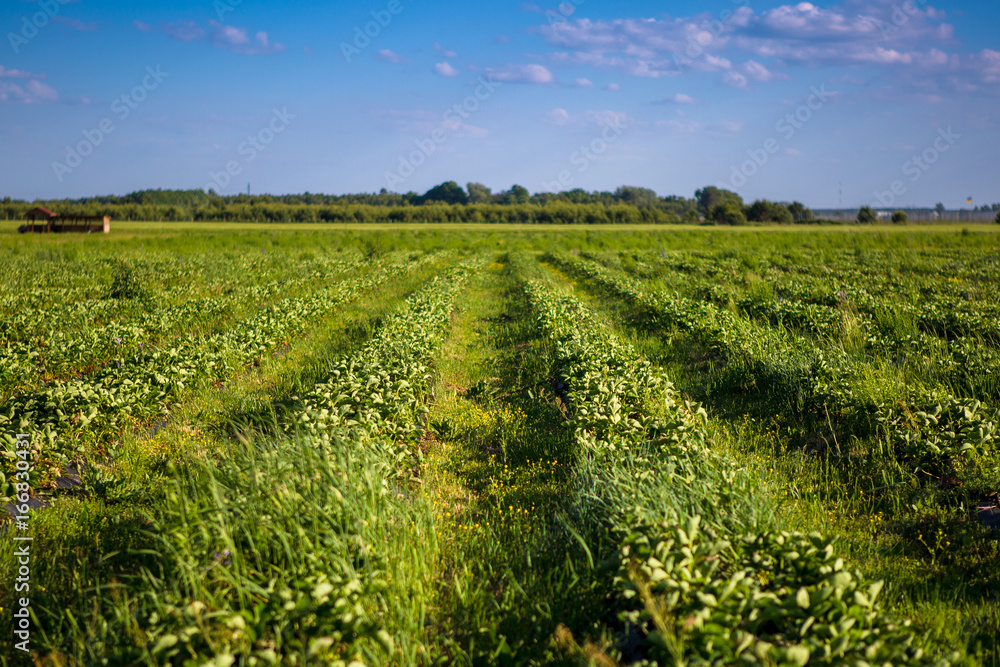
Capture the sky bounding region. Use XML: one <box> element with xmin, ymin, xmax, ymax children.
<box><xmin>0</xmin><ymin>0</ymin><xmax>997</xmax><ymax>208</ymax></box>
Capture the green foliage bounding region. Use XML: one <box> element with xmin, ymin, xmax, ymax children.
<box><xmin>106</xmin><ymin>260</ymin><xmax>151</xmax><ymax>301</ymax></box>
<box><xmin>3</xmin><ymin>231</ymin><xmax>999</xmax><ymax>665</ymax></box>
<box><xmin>695</xmin><ymin>186</ymin><xmax>744</xmax><ymax>216</ymax></box>
<box><xmin>418</xmin><ymin>180</ymin><xmax>469</xmax><ymax>205</ymax></box>
<box><xmin>622</xmin><ymin>524</ymin><xmax>936</xmax><ymax>666</ymax></box>
<box><xmin>787</xmin><ymin>201</ymin><xmax>813</xmax><ymax>222</ymax></box>
<box><xmin>493</xmin><ymin>184</ymin><xmax>531</xmax><ymax>205</ymax></box>
<box><xmin>521</xmin><ymin>262</ymin><xmax>947</xmax><ymax>665</ymax></box>
<box><xmin>0</xmin><ymin>254</ymin><xmax>434</xmax><ymax>489</ymax></box>
<box><xmin>466</xmin><ymin>181</ymin><xmax>492</xmax><ymax>204</ymax></box>
<box><xmin>549</xmin><ymin>249</ymin><xmax>1000</xmax><ymax>478</ymax></box>
<box><xmin>615</xmin><ymin>185</ymin><xmax>659</xmax><ymax>209</ymax></box>
<box><xmin>1</xmin><ymin>254</ymin><xmax>484</xmax><ymax>664</ymax></box>
<box><xmin>746</xmin><ymin>200</ymin><xmax>794</xmax><ymax>224</ymax></box>
<box><xmin>857</xmin><ymin>206</ymin><xmax>877</xmax><ymax>224</ymax></box>
<box><xmin>879</xmin><ymin>397</ymin><xmax>997</xmax><ymax>470</ymax></box>
<box><xmin>893</xmin><ymin>210</ymin><xmax>909</xmax><ymax>224</ymax></box>
<box><xmin>711</xmin><ymin>202</ymin><xmax>748</xmax><ymax>226</ymax></box>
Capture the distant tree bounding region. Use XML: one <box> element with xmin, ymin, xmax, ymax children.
<box><xmin>891</xmin><ymin>210</ymin><xmax>908</xmax><ymax>224</ymax></box>
<box><xmin>615</xmin><ymin>185</ymin><xmax>658</xmax><ymax>209</ymax></box>
<box><xmin>857</xmin><ymin>205</ymin><xmax>877</xmax><ymax>224</ymax></box>
<box><xmin>711</xmin><ymin>202</ymin><xmax>747</xmax><ymax>226</ymax></box>
<box><xmin>772</xmin><ymin>205</ymin><xmax>793</xmax><ymax>225</ymax></box>
<box><xmin>466</xmin><ymin>182</ymin><xmax>492</xmax><ymax>204</ymax></box>
<box><xmin>495</xmin><ymin>185</ymin><xmax>530</xmax><ymax>205</ymax></box>
<box><xmin>509</xmin><ymin>184</ymin><xmax>530</xmax><ymax>204</ymax></box>
<box><xmin>935</xmin><ymin>202</ymin><xmax>946</xmax><ymax>217</ymax></box>
<box><xmin>995</xmin><ymin>211</ymin><xmax>1000</xmax><ymax>224</ymax></box>
<box><xmin>787</xmin><ymin>201</ymin><xmax>813</xmax><ymax>222</ymax></box>
<box><xmin>419</xmin><ymin>181</ymin><xmax>468</xmax><ymax>205</ymax></box>
<box><xmin>562</xmin><ymin>188</ymin><xmax>592</xmax><ymax>204</ymax></box>
<box><xmin>695</xmin><ymin>186</ymin><xmax>743</xmax><ymax>216</ymax></box>
<box><xmin>745</xmin><ymin>200</ymin><xmax>792</xmax><ymax>224</ymax></box>
<box><xmin>745</xmin><ymin>200</ymin><xmax>769</xmax><ymax>223</ymax></box>
<box><xmin>660</xmin><ymin>194</ymin><xmax>698</xmax><ymax>218</ymax></box>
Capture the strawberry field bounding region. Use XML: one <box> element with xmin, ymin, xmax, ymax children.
<box><xmin>1</xmin><ymin>225</ymin><xmax>999</xmax><ymax>666</ymax></box>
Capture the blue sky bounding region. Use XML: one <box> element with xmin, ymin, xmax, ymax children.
<box><xmin>1</xmin><ymin>0</ymin><xmax>997</xmax><ymax>207</ymax></box>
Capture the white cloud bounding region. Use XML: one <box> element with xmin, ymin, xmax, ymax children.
<box><xmin>529</xmin><ymin>2</ymin><xmax>995</xmax><ymax>96</ymax></box>
<box><xmin>658</xmin><ymin>93</ymin><xmax>700</xmax><ymax>104</ymax></box>
<box><xmin>0</xmin><ymin>65</ymin><xmax>55</xmax><ymax>103</ymax></box>
<box><xmin>574</xmin><ymin>77</ymin><xmax>594</xmax><ymax>87</ymax></box>
<box><xmin>723</xmin><ymin>71</ymin><xmax>748</xmax><ymax>89</ymax></box>
<box><xmin>434</xmin><ymin>61</ymin><xmax>459</xmax><ymax>77</ymax></box>
<box><xmin>534</xmin><ymin>13</ymin><xmax>749</xmax><ymax>79</ymax></box>
<box><xmin>604</xmin><ymin>82</ymin><xmax>621</xmax><ymax>90</ymax></box>
<box><xmin>586</xmin><ymin>110</ymin><xmax>630</xmax><ymax>127</ymax></box>
<box><xmin>487</xmin><ymin>63</ymin><xmax>554</xmax><ymax>84</ymax></box>
<box><xmin>440</xmin><ymin>119</ymin><xmax>489</xmax><ymax>137</ymax></box>
<box><xmin>374</xmin><ymin>49</ymin><xmax>410</xmax><ymax>63</ymax></box>
<box><xmin>208</xmin><ymin>21</ymin><xmax>285</xmax><ymax>55</ymax></box>
<box><xmin>742</xmin><ymin>60</ymin><xmax>774</xmax><ymax>82</ymax></box>
<box><xmin>142</xmin><ymin>20</ymin><xmax>284</xmax><ymax>54</ymax></box>
<box><xmin>546</xmin><ymin>108</ymin><xmax>572</xmax><ymax>125</ymax></box>
<box><xmin>973</xmin><ymin>49</ymin><xmax>1000</xmax><ymax>83</ymax></box>
<box><xmin>0</xmin><ymin>79</ymin><xmax>58</xmax><ymax>104</ymax></box>
<box><xmin>0</xmin><ymin>66</ymin><xmax>38</xmax><ymax>79</ymax></box>
<box><xmin>433</xmin><ymin>42</ymin><xmax>459</xmax><ymax>59</ymax></box>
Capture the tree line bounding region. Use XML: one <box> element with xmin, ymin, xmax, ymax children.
<box><xmin>1</xmin><ymin>184</ymin><xmax>827</xmax><ymax>225</ymax></box>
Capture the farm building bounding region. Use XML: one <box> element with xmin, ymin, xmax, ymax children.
<box><xmin>19</xmin><ymin>207</ymin><xmax>111</xmax><ymax>234</ymax></box>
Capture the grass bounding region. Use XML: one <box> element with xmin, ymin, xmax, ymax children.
<box><xmin>419</xmin><ymin>258</ymin><xmax>612</xmax><ymax>664</ymax></box>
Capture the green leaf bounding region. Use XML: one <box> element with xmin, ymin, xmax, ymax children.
<box><xmin>795</xmin><ymin>587</ymin><xmax>810</xmax><ymax>609</ymax></box>
<box><xmin>785</xmin><ymin>645</ymin><xmax>810</xmax><ymax>667</ymax></box>
<box><xmin>151</xmin><ymin>634</ymin><xmax>178</xmax><ymax>654</ymax></box>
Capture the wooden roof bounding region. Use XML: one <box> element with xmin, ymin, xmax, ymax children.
<box><xmin>26</xmin><ymin>206</ymin><xmax>57</xmax><ymax>218</ymax></box>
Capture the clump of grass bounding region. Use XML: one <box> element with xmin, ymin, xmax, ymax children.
<box><xmin>106</xmin><ymin>259</ymin><xmax>151</xmax><ymax>302</ymax></box>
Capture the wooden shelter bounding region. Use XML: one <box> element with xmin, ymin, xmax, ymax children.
<box><xmin>20</xmin><ymin>207</ymin><xmax>110</xmax><ymax>234</ymax></box>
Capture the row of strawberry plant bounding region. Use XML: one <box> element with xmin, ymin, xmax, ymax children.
<box><xmin>594</xmin><ymin>252</ymin><xmax>1000</xmax><ymax>401</ymax></box>
<box><xmin>519</xmin><ymin>271</ymin><xmax>948</xmax><ymax>666</ymax></box>
<box><xmin>613</xmin><ymin>249</ymin><xmax>1000</xmax><ymax>346</ymax></box>
<box><xmin>0</xmin><ymin>255</ymin><xmax>371</xmax><ymax>398</ymax></box>
<box><xmin>0</xmin><ymin>252</ymin><xmax>446</xmax><ymax>488</ymax></box>
<box><xmin>549</xmin><ymin>252</ymin><xmax>998</xmax><ymax>480</ymax></box>
<box><xmin>0</xmin><ymin>251</ymin><xmax>365</xmax><ymax>341</ymax></box>
<box><xmin>644</xmin><ymin>246</ymin><xmax>999</xmax><ymax>298</ymax></box>
<box><xmin>132</xmin><ymin>258</ymin><xmax>484</xmax><ymax>666</ymax></box>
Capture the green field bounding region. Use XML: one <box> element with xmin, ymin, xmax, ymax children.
<box><xmin>1</xmin><ymin>225</ymin><xmax>999</xmax><ymax>666</ymax></box>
